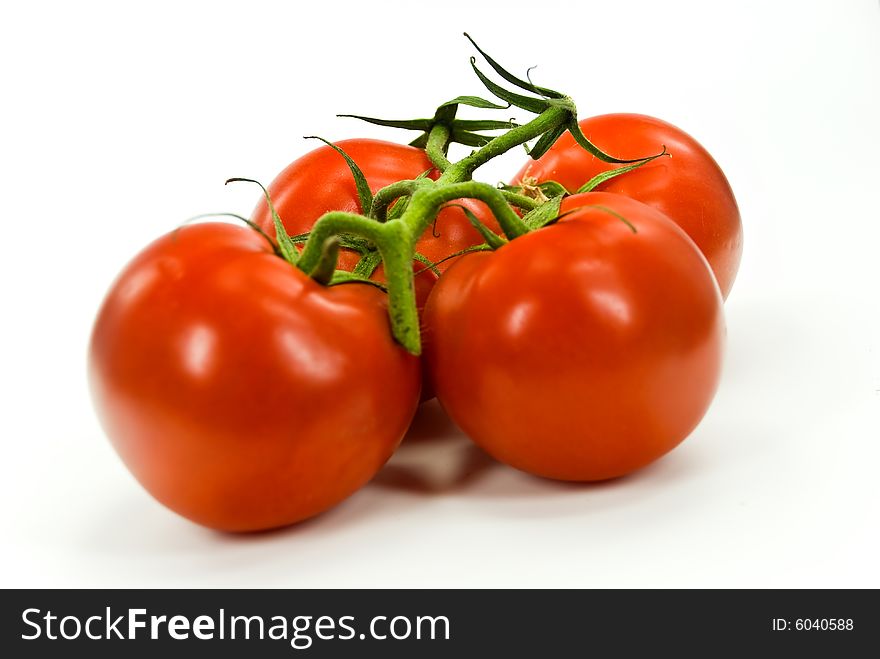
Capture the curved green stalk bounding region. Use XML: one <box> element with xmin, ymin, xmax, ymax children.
<box><xmin>308</xmin><ymin>237</ymin><xmax>341</xmax><ymax>285</ymax></box>
<box><xmin>370</xmin><ymin>180</ymin><xmax>421</xmax><ymax>220</ymax></box>
<box><xmin>297</xmin><ymin>212</ymin><xmax>389</xmax><ymax>275</ymax></box>
<box><xmin>299</xmin><ymin>175</ymin><xmax>542</xmax><ymax>353</ymax></box>
<box><xmin>425</xmin><ymin>123</ymin><xmax>452</xmax><ymax>171</ymax></box>
<box><xmin>499</xmin><ymin>190</ymin><xmax>540</xmax><ymax>211</ymax></box>
<box><xmin>418</xmin><ymin>182</ymin><xmax>529</xmax><ymax>239</ymax></box>
<box><xmin>441</xmin><ymin>105</ymin><xmax>571</xmax><ymax>182</ymax></box>
<box><xmin>372</xmin><ymin>221</ymin><xmax>421</xmax><ymax>354</ymax></box>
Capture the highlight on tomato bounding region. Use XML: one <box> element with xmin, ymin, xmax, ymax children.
<box><xmin>89</xmin><ymin>222</ymin><xmax>421</xmax><ymax>532</ymax></box>
<box><xmin>515</xmin><ymin>114</ymin><xmax>743</xmax><ymax>299</ymax></box>
<box><xmin>424</xmin><ymin>192</ymin><xmax>725</xmax><ymax>481</ymax></box>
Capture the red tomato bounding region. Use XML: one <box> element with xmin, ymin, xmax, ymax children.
<box><xmin>424</xmin><ymin>192</ymin><xmax>724</xmax><ymax>481</ymax></box>
<box><xmin>516</xmin><ymin>114</ymin><xmax>742</xmax><ymax>299</ymax></box>
<box><xmin>89</xmin><ymin>223</ymin><xmax>421</xmax><ymax>531</ymax></box>
<box><xmin>251</xmin><ymin>138</ymin><xmax>498</xmax><ymax>274</ymax></box>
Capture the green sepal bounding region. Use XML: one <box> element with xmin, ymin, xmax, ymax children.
<box><xmin>353</xmin><ymin>250</ymin><xmax>383</xmax><ymax>278</ymax></box>
<box><xmin>450</xmin><ymin>128</ymin><xmax>492</xmax><ymax>147</ymax></box>
<box><xmin>338</xmin><ymin>235</ymin><xmax>371</xmax><ymax>253</ymax></box>
<box><xmin>288</xmin><ymin>231</ymin><xmax>370</xmax><ymax>254</ymax></box>
<box><xmin>304</xmin><ymin>136</ymin><xmax>374</xmax><ymax>213</ymax></box>
<box><xmin>527</xmin><ymin>123</ymin><xmax>568</xmax><ymax>160</ymax></box>
<box><xmin>545</xmin><ymin>96</ymin><xmax>577</xmax><ymax>112</ymax></box>
<box><xmin>225</xmin><ymin>178</ymin><xmax>298</xmax><ymax>265</ymax></box>
<box><xmin>432</xmin><ymin>103</ymin><xmax>458</xmax><ymax>126</ymax></box>
<box><xmin>385</xmin><ymin>197</ymin><xmax>409</xmax><ymax>221</ymax></box>
<box><xmin>415</xmin><ymin>243</ymin><xmax>493</xmax><ymax>274</ymax></box>
<box><xmin>463</xmin><ymin>33</ymin><xmax>563</xmax><ymax>99</ymax></box>
<box><xmin>342</xmin><ymin>100</ymin><xmax>516</xmax><ymax>152</ymax></box>
<box><xmin>576</xmin><ymin>146</ymin><xmax>670</xmax><ymax>193</ymax></box>
<box><xmin>409</xmin><ymin>133</ymin><xmax>429</xmax><ymax>148</ymax></box>
<box><xmin>328</xmin><ymin>271</ymin><xmax>388</xmax><ymax>291</ymax></box>
<box><xmin>337</xmin><ymin>115</ymin><xmax>432</xmax><ymax>131</ymax></box>
<box><xmin>274</xmin><ymin>223</ymin><xmax>299</xmax><ymax>265</ymax></box>
<box><xmin>539</xmin><ymin>181</ymin><xmax>569</xmax><ymax>197</ymax></box>
<box><xmin>413</xmin><ymin>252</ymin><xmax>441</xmax><ymax>278</ymax></box>
<box><xmin>470</xmin><ymin>57</ymin><xmax>549</xmax><ymax>114</ymax></box>
<box><xmin>453</xmin><ymin>119</ymin><xmax>519</xmax><ymax>131</ymax></box>
<box><xmin>567</xmin><ymin>120</ymin><xmax>664</xmax><ymax>164</ymax></box>
<box><xmin>438</xmin><ymin>95</ymin><xmax>510</xmax><ymax>110</ymax></box>
<box><xmin>444</xmin><ymin>203</ymin><xmax>507</xmax><ymax>249</ymax></box>
<box><xmin>521</xmin><ymin>195</ymin><xmax>564</xmax><ymax>230</ymax></box>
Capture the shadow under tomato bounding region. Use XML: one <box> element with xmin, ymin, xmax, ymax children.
<box><xmin>370</xmin><ymin>400</ymin><xmax>498</xmax><ymax>494</ymax></box>
<box><xmin>84</xmin><ymin>398</ymin><xmax>716</xmax><ymax>557</ymax></box>
<box><xmin>463</xmin><ymin>442</ymin><xmax>707</xmax><ymax>501</ymax></box>
<box><xmin>371</xmin><ymin>442</ymin><xmax>497</xmax><ymax>495</ymax></box>
<box><xmin>373</xmin><ymin>399</ymin><xmax>708</xmax><ymax>498</ymax></box>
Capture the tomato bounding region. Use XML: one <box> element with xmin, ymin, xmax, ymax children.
<box><xmin>251</xmin><ymin>138</ymin><xmax>498</xmax><ymax>273</ymax></box>
<box><xmin>515</xmin><ymin>114</ymin><xmax>742</xmax><ymax>299</ymax></box>
<box><xmin>89</xmin><ymin>222</ymin><xmax>420</xmax><ymax>531</ymax></box>
<box><xmin>424</xmin><ymin>192</ymin><xmax>724</xmax><ymax>481</ymax></box>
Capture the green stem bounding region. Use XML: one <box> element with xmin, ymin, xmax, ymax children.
<box><xmin>499</xmin><ymin>190</ymin><xmax>540</xmax><ymax>211</ymax></box>
<box><xmin>425</xmin><ymin>123</ymin><xmax>452</xmax><ymax>171</ymax></box>
<box><xmin>308</xmin><ymin>237</ymin><xmax>341</xmax><ymax>285</ymax></box>
<box><xmin>294</xmin><ymin>211</ymin><xmax>424</xmax><ymax>354</ymax></box>
<box><xmin>370</xmin><ymin>179</ymin><xmax>420</xmax><ymax>220</ymax></box>
<box><xmin>418</xmin><ymin>182</ymin><xmax>529</xmax><ymax>239</ymax></box>
<box><xmin>297</xmin><ymin>104</ymin><xmax>571</xmax><ymax>354</ymax></box>
<box><xmin>373</xmin><ymin>221</ymin><xmax>421</xmax><ymax>354</ymax></box>
<box><xmin>441</xmin><ymin>105</ymin><xmax>570</xmax><ymax>182</ymax></box>
<box><xmin>299</xmin><ymin>179</ymin><xmax>536</xmax><ymax>353</ymax></box>
<box><xmin>297</xmin><ymin>212</ymin><xmax>388</xmax><ymax>274</ymax></box>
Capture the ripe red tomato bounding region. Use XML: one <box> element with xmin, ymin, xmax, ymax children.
<box><xmin>515</xmin><ymin>114</ymin><xmax>742</xmax><ymax>299</ymax></box>
<box><xmin>251</xmin><ymin>138</ymin><xmax>498</xmax><ymax>273</ymax></box>
<box><xmin>424</xmin><ymin>192</ymin><xmax>724</xmax><ymax>481</ymax></box>
<box><xmin>89</xmin><ymin>222</ymin><xmax>421</xmax><ymax>531</ymax></box>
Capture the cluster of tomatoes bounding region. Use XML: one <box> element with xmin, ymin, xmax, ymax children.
<box><xmin>89</xmin><ymin>47</ymin><xmax>741</xmax><ymax>533</ymax></box>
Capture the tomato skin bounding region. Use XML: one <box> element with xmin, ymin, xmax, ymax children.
<box><xmin>424</xmin><ymin>193</ymin><xmax>724</xmax><ymax>481</ymax></box>
<box><xmin>516</xmin><ymin>114</ymin><xmax>742</xmax><ymax>299</ymax></box>
<box><xmin>251</xmin><ymin>138</ymin><xmax>498</xmax><ymax>273</ymax></box>
<box><xmin>89</xmin><ymin>223</ymin><xmax>420</xmax><ymax>531</ymax></box>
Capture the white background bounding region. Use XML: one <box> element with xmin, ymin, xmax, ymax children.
<box><xmin>1</xmin><ymin>0</ymin><xmax>878</xmax><ymax>587</ymax></box>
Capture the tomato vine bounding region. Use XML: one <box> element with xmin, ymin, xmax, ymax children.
<box><xmin>284</xmin><ymin>34</ymin><xmax>664</xmax><ymax>354</ymax></box>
